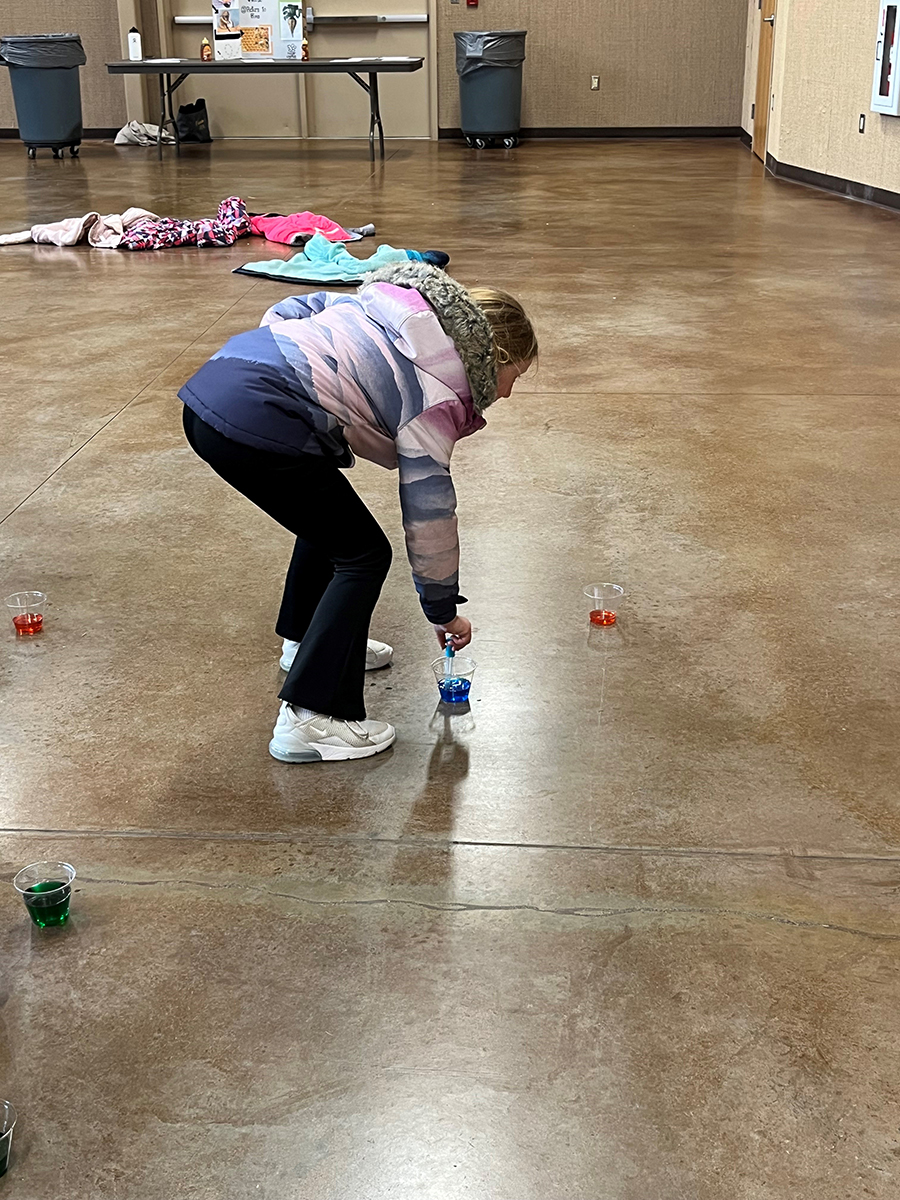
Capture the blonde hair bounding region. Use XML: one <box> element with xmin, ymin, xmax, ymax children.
<box><xmin>468</xmin><ymin>286</ymin><xmax>538</xmax><ymax>368</ymax></box>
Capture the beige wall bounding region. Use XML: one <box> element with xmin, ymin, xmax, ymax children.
<box><xmin>741</xmin><ymin>0</ymin><xmax>758</xmax><ymax>132</ymax></box>
<box><xmin>0</xmin><ymin>0</ymin><xmax>126</xmax><ymax>129</ymax></box>
<box><xmin>438</xmin><ymin>0</ymin><xmax>748</xmax><ymax>130</ymax></box>
<box><xmin>746</xmin><ymin>0</ymin><xmax>900</xmax><ymax>193</ymax></box>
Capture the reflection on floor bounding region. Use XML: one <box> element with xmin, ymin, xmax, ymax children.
<box><xmin>1</xmin><ymin>138</ymin><xmax>900</xmax><ymax>1199</ymax></box>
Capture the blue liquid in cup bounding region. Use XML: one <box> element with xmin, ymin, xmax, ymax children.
<box><xmin>438</xmin><ymin>677</ymin><xmax>471</xmax><ymax>703</ymax></box>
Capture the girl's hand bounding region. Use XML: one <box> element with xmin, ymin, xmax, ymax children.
<box><xmin>433</xmin><ymin>616</ymin><xmax>472</xmax><ymax>651</ymax></box>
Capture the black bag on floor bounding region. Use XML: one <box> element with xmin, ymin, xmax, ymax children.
<box><xmin>176</xmin><ymin>98</ymin><xmax>212</xmax><ymax>143</ymax></box>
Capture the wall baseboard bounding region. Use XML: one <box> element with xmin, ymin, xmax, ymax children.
<box><xmin>0</xmin><ymin>127</ymin><xmax>119</xmax><ymax>140</ymax></box>
<box><xmin>765</xmin><ymin>152</ymin><xmax>900</xmax><ymax>212</ymax></box>
<box><xmin>739</xmin><ymin>128</ymin><xmax>752</xmax><ymax>149</ymax></box>
<box><xmin>440</xmin><ymin>125</ymin><xmax>744</xmax><ymax>140</ymax></box>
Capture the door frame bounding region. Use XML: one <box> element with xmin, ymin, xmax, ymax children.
<box><xmin>752</xmin><ymin>0</ymin><xmax>777</xmax><ymax>160</ymax></box>
<box><xmin>427</xmin><ymin>0</ymin><xmax>437</xmax><ymax>139</ymax></box>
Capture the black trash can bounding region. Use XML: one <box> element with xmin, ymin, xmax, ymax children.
<box><xmin>0</xmin><ymin>34</ymin><xmax>86</xmax><ymax>158</ymax></box>
<box><xmin>454</xmin><ymin>30</ymin><xmax>526</xmax><ymax>148</ymax></box>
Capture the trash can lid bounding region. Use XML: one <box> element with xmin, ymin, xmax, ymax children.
<box><xmin>454</xmin><ymin>30</ymin><xmax>527</xmax><ymax>74</ymax></box>
<box><xmin>0</xmin><ymin>33</ymin><xmax>86</xmax><ymax>68</ymax></box>
<box><xmin>0</xmin><ymin>32</ymin><xmax>83</xmax><ymax>40</ymax></box>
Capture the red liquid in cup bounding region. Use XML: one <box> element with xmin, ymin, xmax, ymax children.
<box><xmin>589</xmin><ymin>609</ymin><xmax>616</xmax><ymax>627</ymax></box>
<box><xmin>12</xmin><ymin>612</ymin><xmax>43</xmax><ymax>635</ymax></box>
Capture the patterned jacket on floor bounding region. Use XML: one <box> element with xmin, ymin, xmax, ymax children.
<box><xmin>178</xmin><ymin>263</ymin><xmax>498</xmax><ymax>624</ymax></box>
<box><xmin>120</xmin><ymin>195</ymin><xmax>251</xmax><ymax>250</ymax></box>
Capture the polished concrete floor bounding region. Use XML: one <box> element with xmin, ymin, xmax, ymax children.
<box><xmin>1</xmin><ymin>137</ymin><xmax>900</xmax><ymax>1198</ymax></box>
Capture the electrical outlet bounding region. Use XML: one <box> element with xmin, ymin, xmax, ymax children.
<box><xmin>859</xmin><ymin>113</ymin><xmax>866</xmax><ymax>133</ymax></box>
<box><xmin>590</xmin><ymin>75</ymin><xmax>599</xmax><ymax>90</ymax></box>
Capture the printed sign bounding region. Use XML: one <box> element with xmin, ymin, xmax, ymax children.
<box><xmin>277</xmin><ymin>2</ymin><xmax>304</xmax><ymax>57</ymax></box>
<box><xmin>241</xmin><ymin>23</ymin><xmax>273</xmax><ymax>55</ymax></box>
<box><xmin>240</xmin><ymin>0</ymin><xmax>276</xmax><ymax>56</ymax></box>
<box><xmin>280</xmin><ymin>3</ymin><xmax>302</xmax><ymax>39</ymax></box>
<box><xmin>212</xmin><ymin>0</ymin><xmax>240</xmax><ymax>33</ymax></box>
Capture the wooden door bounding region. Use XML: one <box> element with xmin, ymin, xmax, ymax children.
<box><xmin>753</xmin><ymin>0</ymin><xmax>777</xmax><ymax>160</ymax></box>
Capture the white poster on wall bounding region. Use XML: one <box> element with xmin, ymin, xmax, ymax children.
<box><xmin>239</xmin><ymin>0</ymin><xmax>277</xmax><ymax>57</ymax></box>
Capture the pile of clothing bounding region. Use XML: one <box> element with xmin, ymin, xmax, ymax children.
<box><xmin>0</xmin><ymin>196</ymin><xmax>449</xmax><ymax>279</ymax></box>
<box><xmin>0</xmin><ymin>197</ymin><xmax>251</xmax><ymax>250</ymax></box>
<box><xmin>114</xmin><ymin>121</ymin><xmax>175</xmax><ymax>147</ymax></box>
<box><xmin>0</xmin><ymin>197</ymin><xmax>374</xmax><ymax>251</ymax></box>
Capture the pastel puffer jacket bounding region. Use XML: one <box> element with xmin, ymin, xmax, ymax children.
<box><xmin>178</xmin><ymin>263</ymin><xmax>497</xmax><ymax>624</ymax></box>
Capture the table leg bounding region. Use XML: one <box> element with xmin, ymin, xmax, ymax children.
<box><xmin>157</xmin><ymin>73</ymin><xmax>166</xmax><ymax>161</ymax></box>
<box><xmin>350</xmin><ymin>71</ymin><xmax>385</xmax><ymax>160</ymax></box>
<box><xmin>367</xmin><ymin>74</ymin><xmax>376</xmax><ymax>160</ymax></box>
<box><xmin>370</xmin><ymin>72</ymin><xmax>384</xmax><ymax>159</ymax></box>
<box><xmin>165</xmin><ymin>75</ymin><xmax>181</xmax><ymax>156</ymax></box>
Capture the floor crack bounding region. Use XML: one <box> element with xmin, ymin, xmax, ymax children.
<box><xmin>3</xmin><ymin>825</ymin><xmax>900</xmax><ymax>865</ymax></box>
<box><xmin>72</xmin><ymin>876</ymin><xmax>900</xmax><ymax>942</ymax></box>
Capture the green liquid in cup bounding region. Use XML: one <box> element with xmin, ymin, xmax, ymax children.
<box><xmin>23</xmin><ymin>880</ymin><xmax>71</xmax><ymax>928</ymax></box>
<box><xmin>0</xmin><ymin>1144</ymin><xmax>9</xmax><ymax>1176</ymax></box>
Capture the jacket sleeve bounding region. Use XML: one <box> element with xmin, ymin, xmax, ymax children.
<box><xmin>259</xmin><ymin>291</ymin><xmax>351</xmax><ymax>328</ymax></box>
<box><xmin>395</xmin><ymin>400</ymin><xmax>470</xmax><ymax>625</ymax></box>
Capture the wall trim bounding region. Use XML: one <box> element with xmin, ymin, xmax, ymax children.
<box><xmin>0</xmin><ymin>127</ymin><xmax>119</xmax><ymax>140</ymax></box>
<box><xmin>440</xmin><ymin>125</ymin><xmax>744</xmax><ymax>140</ymax></box>
<box><xmin>765</xmin><ymin>152</ymin><xmax>900</xmax><ymax>213</ymax></box>
<box><xmin>739</xmin><ymin>127</ymin><xmax>752</xmax><ymax>149</ymax></box>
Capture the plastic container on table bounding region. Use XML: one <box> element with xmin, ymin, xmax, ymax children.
<box><xmin>454</xmin><ymin>29</ymin><xmax>526</xmax><ymax>149</ymax></box>
<box><xmin>0</xmin><ymin>33</ymin><xmax>86</xmax><ymax>158</ymax></box>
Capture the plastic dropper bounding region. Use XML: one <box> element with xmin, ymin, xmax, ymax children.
<box><xmin>444</xmin><ymin>632</ymin><xmax>455</xmax><ymax>676</ymax></box>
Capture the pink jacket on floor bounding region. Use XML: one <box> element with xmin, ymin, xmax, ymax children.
<box><xmin>249</xmin><ymin>211</ymin><xmax>373</xmax><ymax>245</ymax></box>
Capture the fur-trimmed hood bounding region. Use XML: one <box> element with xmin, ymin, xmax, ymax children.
<box><xmin>361</xmin><ymin>261</ymin><xmax>498</xmax><ymax>413</ymax></box>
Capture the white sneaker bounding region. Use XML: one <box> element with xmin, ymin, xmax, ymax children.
<box><xmin>269</xmin><ymin>702</ymin><xmax>396</xmax><ymax>763</ymax></box>
<box><xmin>279</xmin><ymin>637</ymin><xmax>393</xmax><ymax>673</ymax></box>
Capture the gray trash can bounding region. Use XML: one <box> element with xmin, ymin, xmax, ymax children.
<box><xmin>454</xmin><ymin>30</ymin><xmax>526</xmax><ymax>148</ymax></box>
<box><xmin>0</xmin><ymin>34</ymin><xmax>86</xmax><ymax>159</ymax></box>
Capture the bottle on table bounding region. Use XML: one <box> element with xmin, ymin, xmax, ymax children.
<box><xmin>201</xmin><ymin>36</ymin><xmax>213</xmax><ymax>61</ymax></box>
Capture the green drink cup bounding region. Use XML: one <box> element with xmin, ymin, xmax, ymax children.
<box><xmin>0</xmin><ymin>1101</ymin><xmax>16</xmax><ymax>1176</ymax></box>
<box><xmin>13</xmin><ymin>861</ymin><xmax>76</xmax><ymax>928</ymax></box>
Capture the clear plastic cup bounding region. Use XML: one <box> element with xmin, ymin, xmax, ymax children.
<box><xmin>5</xmin><ymin>591</ymin><xmax>47</xmax><ymax>636</ymax></box>
<box><xmin>431</xmin><ymin>654</ymin><xmax>477</xmax><ymax>703</ymax></box>
<box><xmin>583</xmin><ymin>583</ymin><xmax>624</xmax><ymax>627</ymax></box>
<box><xmin>0</xmin><ymin>1101</ymin><xmax>15</xmax><ymax>1177</ymax></box>
<box><xmin>13</xmin><ymin>861</ymin><xmax>76</xmax><ymax>928</ymax></box>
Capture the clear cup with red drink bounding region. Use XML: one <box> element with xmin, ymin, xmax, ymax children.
<box><xmin>5</xmin><ymin>591</ymin><xmax>47</xmax><ymax>635</ymax></box>
<box><xmin>583</xmin><ymin>583</ymin><xmax>624</xmax><ymax>627</ymax></box>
